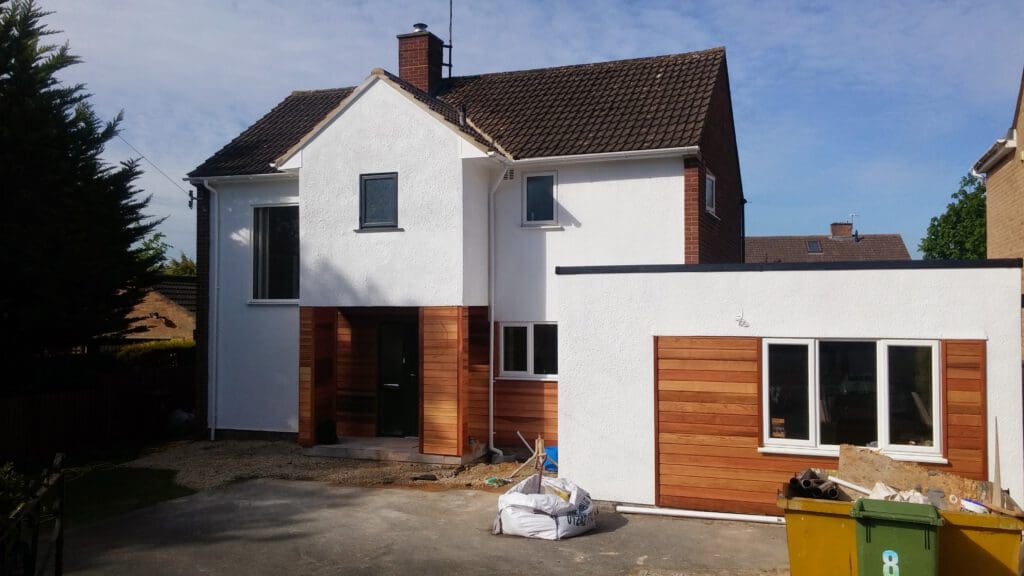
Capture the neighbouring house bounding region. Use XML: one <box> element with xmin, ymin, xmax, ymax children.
<box><xmin>974</xmin><ymin>68</ymin><xmax>1024</xmax><ymax>360</ymax></box>
<box><xmin>125</xmin><ymin>276</ymin><xmax>197</xmax><ymax>342</ymax></box>
<box><xmin>188</xmin><ymin>23</ymin><xmax>1023</xmax><ymax>516</ymax></box>
<box><xmin>745</xmin><ymin>222</ymin><xmax>910</xmax><ymax>263</ymax></box>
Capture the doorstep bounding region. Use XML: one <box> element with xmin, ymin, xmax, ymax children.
<box><xmin>304</xmin><ymin>436</ymin><xmax>486</xmax><ymax>465</ymax></box>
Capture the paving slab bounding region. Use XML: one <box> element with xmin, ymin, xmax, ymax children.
<box><xmin>66</xmin><ymin>479</ymin><xmax>789</xmax><ymax>575</ymax></box>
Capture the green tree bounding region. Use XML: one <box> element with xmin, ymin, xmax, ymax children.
<box><xmin>138</xmin><ymin>231</ymin><xmax>171</xmax><ymax>272</ymax></box>
<box><xmin>0</xmin><ymin>0</ymin><xmax>162</xmax><ymax>364</ymax></box>
<box><xmin>919</xmin><ymin>173</ymin><xmax>986</xmax><ymax>260</ymax></box>
<box><xmin>164</xmin><ymin>252</ymin><xmax>197</xmax><ymax>276</ymax></box>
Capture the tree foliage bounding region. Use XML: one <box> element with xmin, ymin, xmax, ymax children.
<box><xmin>164</xmin><ymin>252</ymin><xmax>197</xmax><ymax>276</ymax></box>
<box><xmin>138</xmin><ymin>232</ymin><xmax>171</xmax><ymax>272</ymax></box>
<box><xmin>0</xmin><ymin>0</ymin><xmax>162</xmax><ymax>364</ymax></box>
<box><xmin>919</xmin><ymin>173</ymin><xmax>986</xmax><ymax>260</ymax></box>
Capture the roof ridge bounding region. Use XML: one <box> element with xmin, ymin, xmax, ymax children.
<box><xmin>290</xmin><ymin>86</ymin><xmax>356</xmax><ymax>96</ymax></box>
<box><xmin>444</xmin><ymin>46</ymin><xmax>726</xmax><ymax>82</ymax></box>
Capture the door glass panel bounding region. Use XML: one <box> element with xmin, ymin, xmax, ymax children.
<box><xmin>767</xmin><ymin>344</ymin><xmax>809</xmax><ymax>440</ymax></box>
<box><xmin>888</xmin><ymin>345</ymin><xmax>934</xmax><ymax>447</ymax></box>
<box><xmin>819</xmin><ymin>341</ymin><xmax>877</xmax><ymax>446</ymax></box>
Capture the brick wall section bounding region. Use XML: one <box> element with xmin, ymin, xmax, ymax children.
<box><xmin>683</xmin><ymin>56</ymin><xmax>744</xmax><ymax>264</ymax></box>
<box><xmin>397</xmin><ymin>32</ymin><xmax>444</xmax><ymax>94</ymax></box>
<box><xmin>984</xmin><ymin>107</ymin><xmax>1023</xmax><ymax>358</ymax></box>
<box><xmin>194</xmin><ymin>184</ymin><xmax>210</xmax><ymax>431</ymax></box>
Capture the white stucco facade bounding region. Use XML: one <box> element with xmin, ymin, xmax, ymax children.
<box><xmin>297</xmin><ymin>78</ymin><xmax>488</xmax><ymax>307</ymax></box>
<box><xmin>208</xmin><ymin>178</ymin><xmax>301</xmax><ymax>433</ymax></box>
<box><xmin>556</xmin><ymin>266</ymin><xmax>1024</xmax><ymax>506</ymax></box>
<box><xmin>492</xmin><ymin>157</ymin><xmax>686</xmax><ymax>322</ymax></box>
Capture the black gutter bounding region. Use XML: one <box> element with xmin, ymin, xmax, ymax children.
<box><xmin>555</xmin><ymin>259</ymin><xmax>1024</xmax><ymax>275</ymax></box>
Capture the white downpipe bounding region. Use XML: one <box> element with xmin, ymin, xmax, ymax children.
<box><xmin>203</xmin><ymin>179</ymin><xmax>221</xmax><ymax>441</ymax></box>
<box><xmin>486</xmin><ymin>152</ymin><xmax>511</xmax><ymax>459</ymax></box>
<box><xmin>616</xmin><ymin>505</ymin><xmax>786</xmax><ymax>525</ymax></box>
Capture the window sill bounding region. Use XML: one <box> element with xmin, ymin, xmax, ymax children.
<box><xmin>757</xmin><ymin>445</ymin><xmax>947</xmax><ymax>465</ymax></box>
<box><xmin>521</xmin><ymin>223</ymin><xmax>563</xmax><ymax>231</ymax></box>
<box><xmin>704</xmin><ymin>210</ymin><xmax>720</xmax><ymax>221</ymax></box>
<box><xmin>354</xmin><ymin>227</ymin><xmax>404</xmax><ymax>233</ymax></box>
<box><xmin>248</xmin><ymin>299</ymin><xmax>299</xmax><ymax>306</ymax></box>
<box><xmin>495</xmin><ymin>375</ymin><xmax>559</xmax><ymax>382</ymax></box>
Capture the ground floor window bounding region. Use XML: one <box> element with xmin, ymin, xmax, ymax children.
<box><xmin>762</xmin><ymin>338</ymin><xmax>940</xmax><ymax>458</ymax></box>
<box><xmin>501</xmin><ymin>322</ymin><xmax>557</xmax><ymax>378</ymax></box>
<box><xmin>252</xmin><ymin>205</ymin><xmax>299</xmax><ymax>300</ymax></box>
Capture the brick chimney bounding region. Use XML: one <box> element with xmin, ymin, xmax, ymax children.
<box><xmin>397</xmin><ymin>23</ymin><xmax>445</xmax><ymax>94</ymax></box>
<box><xmin>830</xmin><ymin>222</ymin><xmax>853</xmax><ymax>238</ymax></box>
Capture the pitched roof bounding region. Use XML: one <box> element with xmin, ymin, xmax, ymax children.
<box><xmin>189</xmin><ymin>88</ymin><xmax>354</xmax><ymax>178</ymax></box>
<box><xmin>153</xmin><ymin>275</ymin><xmax>197</xmax><ymax>314</ymax></box>
<box><xmin>745</xmin><ymin>234</ymin><xmax>911</xmax><ymax>264</ymax></box>
<box><xmin>190</xmin><ymin>48</ymin><xmax>726</xmax><ymax>177</ymax></box>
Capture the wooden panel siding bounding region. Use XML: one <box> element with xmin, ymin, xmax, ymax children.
<box><xmin>654</xmin><ymin>336</ymin><xmax>988</xmax><ymax>516</ymax></box>
<box><xmin>464</xmin><ymin>307</ymin><xmax>491</xmax><ymax>452</ymax></box>
<box><xmin>420</xmin><ymin>307</ymin><xmax>463</xmax><ymax>456</ymax></box>
<box><xmin>298</xmin><ymin>307</ymin><xmax>337</xmax><ymax>447</ymax></box>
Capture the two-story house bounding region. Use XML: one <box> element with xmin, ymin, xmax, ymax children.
<box><xmin>189</xmin><ymin>25</ymin><xmax>1024</xmax><ymax>517</ymax></box>
<box><xmin>188</xmin><ymin>24</ymin><xmax>743</xmax><ymax>456</ymax></box>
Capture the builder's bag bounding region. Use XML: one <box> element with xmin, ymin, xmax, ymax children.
<box><xmin>491</xmin><ymin>475</ymin><xmax>597</xmax><ymax>540</ymax></box>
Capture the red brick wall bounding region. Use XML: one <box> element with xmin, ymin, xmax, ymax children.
<box><xmin>397</xmin><ymin>32</ymin><xmax>444</xmax><ymax>94</ymax></box>
<box><xmin>684</xmin><ymin>55</ymin><xmax>745</xmax><ymax>264</ymax></box>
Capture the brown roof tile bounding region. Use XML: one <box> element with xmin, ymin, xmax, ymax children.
<box><xmin>745</xmin><ymin>234</ymin><xmax>912</xmax><ymax>263</ymax></box>
<box><xmin>190</xmin><ymin>47</ymin><xmax>726</xmax><ymax>176</ymax></box>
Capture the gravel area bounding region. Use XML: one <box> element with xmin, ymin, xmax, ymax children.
<box><xmin>123</xmin><ymin>439</ymin><xmax>532</xmax><ymax>491</ymax></box>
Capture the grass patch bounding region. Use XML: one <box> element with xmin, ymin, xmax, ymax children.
<box><xmin>65</xmin><ymin>466</ymin><xmax>195</xmax><ymax>526</ymax></box>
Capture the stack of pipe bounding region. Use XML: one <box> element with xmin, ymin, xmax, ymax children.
<box><xmin>790</xmin><ymin>469</ymin><xmax>840</xmax><ymax>500</ymax></box>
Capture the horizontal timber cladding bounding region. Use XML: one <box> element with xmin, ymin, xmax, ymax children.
<box><xmin>654</xmin><ymin>336</ymin><xmax>989</xmax><ymax>516</ymax></box>
<box><xmin>420</xmin><ymin>306</ymin><xmax>464</xmax><ymax>456</ymax></box>
<box><xmin>464</xmin><ymin>307</ymin><xmax>491</xmax><ymax>451</ymax></box>
<box><xmin>298</xmin><ymin>307</ymin><xmax>338</xmax><ymax>447</ymax></box>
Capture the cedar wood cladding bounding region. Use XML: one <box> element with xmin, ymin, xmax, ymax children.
<box><xmin>654</xmin><ymin>336</ymin><xmax>987</xmax><ymax>516</ymax></box>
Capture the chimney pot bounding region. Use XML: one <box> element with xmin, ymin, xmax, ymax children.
<box><xmin>412</xmin><ymin>22</ymin><xmax>428</xmax><ymax>32</ymax></box>
<box><xmin>830</xmin><ymin>222</ymin><xmax>853</xmax><ymax>238</ymax></box>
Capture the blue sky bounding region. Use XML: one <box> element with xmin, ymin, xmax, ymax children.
<box><xmin>46</xmin><ymin>0</ymin><xmax>1023</xmax><ymax>259</ymax></box>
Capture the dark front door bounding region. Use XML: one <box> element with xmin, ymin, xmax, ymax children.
<box><xmin>377</xmin><ymin>322</ymin><xmax>419</xmax><ymax>437</ymax></box>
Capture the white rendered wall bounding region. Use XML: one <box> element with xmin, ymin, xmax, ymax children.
<box><xmin>210</xmin><ymin>179</ymin><xmax>300</xmax><ymax>432</ymax></box>
<box><xmin>299</xmin><ymin>79</ymin><xmax>469</xmax><ymax>307</ymax></box>
<box><xmin>493</xmin><ymin>157</ymin><xmax>684</xmax><ymax>322</ymax></box>
<box><xmin>556</xmin><ymin>267</ymin><xmax>1024</xmax><ymax>505</ymax></box>
<box><xmin>461</xmin><ymin>159</ymin><xmax>492</xmax><ymax>306</ymax></box>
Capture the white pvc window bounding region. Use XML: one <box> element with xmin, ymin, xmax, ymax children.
<box><xmin>761</xmin><ymin>338</ymin><xmax>941</xmax><ymax>459</ymax></box>
<box><xmin>704</xmin><ymin>171</ymin><xmax>716</xmax><ymax>216</ymax></box>
<box><xmin>500</xmin><ymin>322</ymin><xmax>558</xmax><ymax>378</ymax></box>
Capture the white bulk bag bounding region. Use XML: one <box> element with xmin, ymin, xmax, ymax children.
<box><xmin>492</xmin><ymin>475</ymin><xmax>598</xmax><ymax>540</ymax></box>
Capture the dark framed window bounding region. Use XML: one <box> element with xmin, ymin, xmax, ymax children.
<box><xmin>253</xmin><ymin>205</ymin><xmax>299</xmax><ymax>300</ymax></box>
<box><xmin>523</xmin><ymin>173</ymin><xmax>556</xmax><ymax>224</ymax></box>
<box><xmin>501</xmin><ymin>323</ymin><xmax>558</xmax><ymax>377</ymax></box>
<box><xmin>360</xmin><ymin>173</ymin><xmax>398</xmax><ymax>228</ymax></box>
<box><xmin>806</xmin><ymin>240</ymin><xmax>823</xmax><ymax>254</ymax></box>
<box><xmin>704</xmin><ymin>171</ymin><xmax>716</xmax><ymax>215</ymax></box>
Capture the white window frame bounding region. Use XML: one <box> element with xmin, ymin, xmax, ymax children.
<box><xmin>759</xmin><ymin>338</ymin><xmax>943</xmax><ymax>462</ymax></box>
<box><xmin>499</xmin><ymin>322</ymin><xmax>558</xmax><ymax>379</ymax></box>
<box><xmin>704</xmin><ymin>171</ymin><xmax>716</xmax><ymax>216</ymax></box>
<box><xmin>249</xmin><ymin>201</ymin><xmax>300</xmax><ymax>305</ymax></box>
<box><xmin>522</xmin><ymin>171</ymin><xmax>558</xmax><ymax>226</ymax></box>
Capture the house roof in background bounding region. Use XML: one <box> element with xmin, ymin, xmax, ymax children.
<box><xmin>190</xmin><ymin>47</ymin><xmax>725</xmax><ymax>177</ymax></box>
<box><xmin>745</xmin><ymin>234</ymin><xmax>911</xmax><ymax>263</ymax></box>
<box><xmin>154</xmin><ymin>275</ymin><xmax>197</xmax><ymax>314</ymax></box>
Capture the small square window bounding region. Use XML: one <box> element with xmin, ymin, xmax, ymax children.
<box><xmin>501</xmin><ymin>322</ymin><xmax>558</xmax><ymax>378</ymax></box>
<box><xmin>806</xmin><ymin>240</ymin><xmax>823</xmax><ymax>254</ymax></box>
<box><xmin>360</xmin><ymin>173</ymin><xmax>398</xmax><ymax>228</ymax></box>
<box><xmin>704</xmin><ymin>172</ymin><xmax>716</xmax><ymax>216</ymax></box>
<box><xmin>524</xmin><ymin>173</ymin><xmax>556</xmax><ymax>224</ymax></box>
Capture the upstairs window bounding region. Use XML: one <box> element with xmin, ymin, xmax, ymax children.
<box><xmin>501</xmin><ymin>322</ymin><xmax>558</xmax><ymax>378</ymax></box>
<box><xmin>523</xmin><ymin>173</ymin><xmax>557</xmax><ymax>225</ymax></box>
<box><xmin>762</xmin><ymin>339</ymin><xmax>940</xmax><ymax>458</ymax></box>
<box><xmin>252</xmin><ymin>205</ymin><xmax>299</xmax><ymax>300</ymax></box>
<box><xmin>360</xmin><ymin>173</ymin><xmax>398</xmax><ymax>228</ymax></box>
<box><xmin>705</xmin><ymin>171</ymin><xmax>717</xmax><ymax>216</ymax></box>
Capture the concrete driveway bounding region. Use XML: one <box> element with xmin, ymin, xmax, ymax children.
<box><xmin>66</xmin><ymin>479</ymin><xmax>789</xmax><ymax>575</ymax></box>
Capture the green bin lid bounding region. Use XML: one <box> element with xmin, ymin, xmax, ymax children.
<box><xmin>850</xmin><ymin>499</ymin><xmax>944</xmax><ymax>526</ymax></box>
